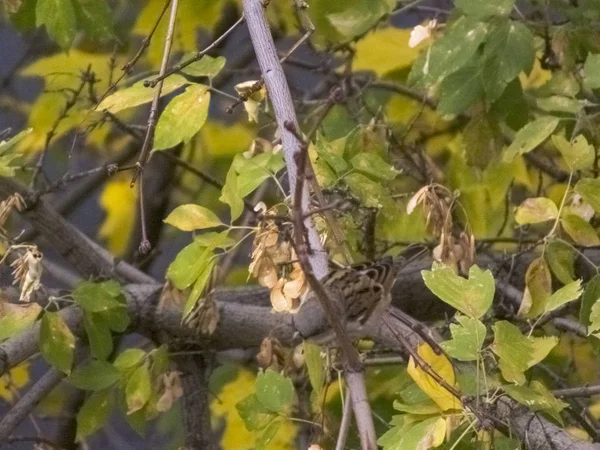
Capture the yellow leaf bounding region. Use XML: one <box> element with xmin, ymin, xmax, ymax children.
<box><xmin>407</xmin><ymin>343</ymin><xmax>460</xmax><ymax>411</ymax></box>
<box><xmin>98</xmin><ymin>178</ymin><xmax>137</xmax><ymax>256</ymax></box>
<box><xmin>520</xmin><ymin>54</ymin><xmax>552</xmax><ymax>90</ymax></box>
<box><xmin>200</xmin><ymin>121</ymin><xmax>256</xmax><ymax>158</ymax></box>
<box><xmin>211</xmin><ymin>368</ymin><xmax>297</xmax><ymax>450</ymax></box>
<box><xmin>0</xmin><ymin>362</ymin><xmax>30</xmax><ymax>402</ymax></box>
<box><xmin>133</xmin><ymin>0</ymin><xmax>223</xmax><ymax>67</ymax></box>
<box><xmin>354</xmin><ymin>28</ymin><xmax>423</xmax><ymax>77</ymax></box>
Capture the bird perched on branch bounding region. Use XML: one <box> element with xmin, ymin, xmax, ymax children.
<box><xmin>294</xmin><ymin>246</ymin><xmax>428</xmax><ymax>344</ymax></box>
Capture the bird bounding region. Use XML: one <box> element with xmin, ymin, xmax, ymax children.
<box><xmin>296</xmin><ymin>246</ymin><xmax>428</xmax><ymax>344</ymax></box>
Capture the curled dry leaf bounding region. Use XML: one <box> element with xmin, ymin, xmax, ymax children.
<box><xmin>157</xmin><ymin>280</ymin><xmax>186</xmax><ymax>311</ymax></box>
<box><xmin>256</xmin><ymin>337</ymin><xmax>285</xmax><ymax>370</ymax></box>
<box><xmin>243</xmin><ymin>137</ymin><xmax>274</xmax><ymax>159</ymax></box>
<box><xmin>308</xmin><ymin>445</ymin><xmax>323</xmax><ymax>450</ymax></box>
<box><xmin>156</xmin><ymin>371</ymin><xmax>184</xmax><ymax>412</ymax></box>
<box><xmin>566</xmin><ymin>193</ymin><xmax>594</xmax><ymax>222</ymax></box>
<box><xmin>270</xmin><ymin>278</ymin><xmax>295</xmax><ymax>312</ymax></box>
<box><xmin>0</xmin><ymin>193</ymin><xmax>25</xmax><ymax>234</ymax></box>
<box><xmin>10</xmin><ymin>247</ymin><xmax>43</xmax><ymax>302</ymax></box>
<box><xmin>408</xmin><ymin>19</ymin><xmax>437</xmax><ymax>48</ymax></box>
<box><xmin>183</xmin><ymin>296</ymin><xmax>220</xmax><ymax>335</ymax></box>
<box><xmin>234</xmin><ymin>80</ymin><xmax>266</xmax><ymax>123</ymax></box>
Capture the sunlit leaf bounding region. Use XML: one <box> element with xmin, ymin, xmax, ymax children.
<box><xmin>181</xmin><ymin>54</ymin><xmax>226</xmax><ymax>78</ymax></box>
<box><xmin>183</xmin><ymin>258</ymin><xmax>216</xmax><ymax>319</ymax></box>
<box><xmin>544</xmin><ymin>279</ymin><xmax>582</xmax><ymax>314</ymax></box>
<box><xmin>407</xmin><ymin>343</ymin><xmax>460</xmax><ymax>411</ymax></box>
<box><xmin>503</xmin><ymin>380</ymin><xmax>568</xmax><ymax>424</ymax></box>
<box><xmin>0</xmin><ymin>302</ymin><xmax>41</xmax><ymax>341</ymax></box>
<box><xmin>422</xmin><ymin>262</ymin><xmax>494</xmax><ymax>319</ymax></box>
<box><xmin>552</xmin><ymin>134</ymin><xmax>594</xmax><ymax>171</ymax></box>
<box><xmin>40</xmin><ymin>312</ymin><xmax>75</xmax><ymax>374</ymax></box>
<box><xmin>514</xmin><ymin>197</ymin><xmax>558</xmax><ymax>225</ymax></box>
<box><xmin>68</xmin><ymin>360</ymin><xmax>120</xmax><ymax>391</ymax></box>
<box><xmin>164</xmin><ymin>204</ymin><xmax>223</xmax><ymax>231</ymax></box>
<box><xmin>153</xmin><ymin>84</ymin><xmax>210</xmax><ymax>150</ymax></box>
<box><xmin>113</xmin><ymin>348</ymin><xmax>146</xmax><ymax>372</ymax></box>
<box><xmin>350</xmin><ymin>153</ymin><xmax>400</xmax><ymax>181</ymax></box>
<box><xmin>193</xmin><ymin>231</ymin><xmax>236</xmax><ymax>249</ymax></box>
<box><xmin>504</xmin><ymin>117</ymin><xmax>560</xmax><ymax>162</ymax></box>
<box><xmin>220</xmin><ymin>164</ymin><xmax>244</xmax><ymax>222</ymax></box>
<box><xmin>378</xmin><ymin>416</ymin><xmax>446</xmax><ymax>450</ymax></box>
<box><xmin>125</xmin><ymin>363</ymin><xmax>152</xmax><ymax>414</ymax></box>
<box><xmin>537</xmin><ymin>96</ymin><xmax>582</xmax><ymax>114</ymax></box>
<box><xmin>76</xmin><ymin>389</ymin><xmax>113</xmax><ymax>441</ymax></box>
<box><xmin>440</xmin><ymin>314</ymin><xmax>486</xmax><ymax>361</ymax></box>
<box><xmin>166</xmin><ymin>241</ymin><xmax>211</xmax><ymax>289</ymax></box>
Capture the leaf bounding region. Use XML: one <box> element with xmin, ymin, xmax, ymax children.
<box><xmin>255</xmin><ymin>420</ymin><xmax>282</xmax><ymax>450</ymax></box>
<box><xmin>589</xmin><ymin>300</ymin><xmax>600</xmax><ymax>335</ymax></box>
<box><xmin>76</xmin><ymin>389</ymin><xmax>113</xmax><ymax>441</ymax></box>
<box><xmin>113</xmin><ymin>348</ymin><xmax>146</xmax><ymax>372</ymax></box>
<box><xmin>440</xmin><ymin>314</ymin><xmax>486</xmax><ymax>361</ymax></box>
<box><xmin>545</xmin><ymin>240</ymin><xmax>576</xmax><ymax>285</ymax></box>
<box><xmin>235</xmin><ymin>393</ymin><xmax>277</xmax><ymax>431</ymax></box>
<box><xmin>378</xmin><ymin>416</ymin><xmax>446</xmax><ymax>450</ymax></box>
<box><xmin>40</xmin><ymin>312</ymin><xmax>75</xmax><ymax>374</ymax></box>
<box><xmin>483</xmin><ymin>21</ymin><xmax>534</xmax><ymax>83</ymax></box>
<box><xmin>0</xmin><ymin>128</ymin><xmax>30</xmax><ymax>177</ymax></box>
<box><xmin>255</xmin><ymin>369</ymin><xmax>294</xmax><ymax>414</ymax></box>
<box><xmin>36</xmin><ymin>0</ymin><xmax>77</xmax><ymax>48</ymax></box>
<box><xmin>183</xmin><ymin>258</ymin><xmax>216</xmax><ymax>318</ymax></box>
<box><xmin>492</xmin><ymin>321</ymin><xmax>558</xmax><ymax>384</ymax></box>
<box><xmin>153</xmin><ymin>84</ymin><xmax>210</xmax><ymax>150</ymax></box>
<box><xmin>68</xmin><ymin>360</ymin><xmax>120</xmax><ymax>390</ymax></box>
<box><xmin>303</xmin><ymin>342</ymin><xmax>324</xmax><ymax>396</ymax></box>
<box><xmin>407</xmin><ymin>343</ymin><xmax>460</xmax><ymax>411</ymax></box>
<box><xmin>344</xmin><ymin>172</ymin><xmax>397</xmax><ymax>218</ymax></box>
<box><xmin>575</xmin><ymin>177</ymin><xmax>600</xmax><ymax>213</ymax></box>
<box><xmin>437</xmin><ymin>59</ymin><xmax>485</xmax><ymax>115</ymax></box>
<box><xmin>537</xmin><ymin>96</ymin><xmax>582</xmax><ymax>114</ymax></box>
<box><xmin>544</xmin><ymin>279</ymin><xmax>582</xmax><ymax>314</ymax></box>
<box><xmin>164</xmin><ymin>204</ymin><xmax>222</xmax><ymax>231</ymax></box>
<box><xmin>181</xmin><ymin>54</ymin><xmax>226</xmax><ymax>78</ymax></box>
<box><xmin>350</xmin><ymin>153</ymin><xmax>400</xmax><ymax>181</ymax></box>
<box><xmin>194</xmin><ymin>231</ymin><xmax>236</xmax><ymax>249</ymax></box>
<box><xmin>504</xmin><ymin>117</ymin><xmax>560</xmax><ymax>162</ymax></box>
<box><xmin>83</xmin><ymin>311</ymin><xmax>113</xmax><ymax>360</ymax></box>
<box><xmin>125</xmin><ymin>363</ymin><xmax>152</xmax><ymax>414</ymax></box>
<box><xmin>325</xmin><ymin>0</ymin><xmax>392</xmax><ymax>40</ymax></box>
<box><xmin>96</xmin><ymin>74</ymin><xmax>189</xmax><ymax>113</ymax></box>
<box><xmin>73</xmin><ymin>280</ymin><xmax>124</xmax><ymax>312</ymax></box>
<box><xmin>455</xmin><ymin>0</ymin><xmax>516</xmax><ymax>18</ymax></box>
<box><xmin>584</xmin><ymin>53</ymin><xmax>600</xmax><ymax>89</ymax></box>
<box><xmin>315</xmin><ymin>133</ymin><xmax>348</xmax><ymax>173</ymax></box>
<box><xmin>99</xmin><ymin>306</ymin><xmax>130</xmax><ymax>333</ymax></box>
<box><xmin>0</xmin><ymin>303</ymin><xmax>41</xmax><ymax>341</ymax></box>
<box><xmin>220</xmin><ymin>164</ymin><xmax>244</xmax><ymax>222</ymax></box>
<box><xmin>561</xmin><ymin>214</ymin><xmax>600</xmax><ymax>246</ymax></box>
<box><xmin>422</xmin><ymin>263</ymin><xmax>494</xmax><ymax>319</ymax></box>
<box><xmin>514</xmin><ymin>197</ymin><xmax>558</xmax><ymax>225</ymax></box>
<box><xmin>552</xmin><ymin>134</ymin><xmax>594</xmax><ymax>171</ymax></box>
<box><xmin>73</xmin><ymin>0</ymin><xmax>114</xmax><ymax>41</ymax></box>
<box><xmin>503</xmin><ymin>381</ymin><xmax>568</xmax><ymax>424</ymax></box>
<box><xmin>98</xmin><ymin>178</ymin><xmax>137</xmax><ymax>256</ymax></box>
<box><xmin>581</xmin><ymin>275</ymin><xmax>600</xmax><ymax>328</ymax></box>
<box><xmin>166</xmin><ymin>242</ymin><xmax>212</xmax><ymax>290</ymax></box>
<box><xmin>519</xmin><ymin>257</ymin><xmax>552</xmax><ymax>318</ymax></box>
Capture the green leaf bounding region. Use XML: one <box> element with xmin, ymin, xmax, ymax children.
<box><xmin>437</xmin><ymin>59</ymin><xmax>485</xmax><ymax>115</ymax></box>
<box><xmin>113</xmin><ymin>348</ymin><xmax>146</xmax><ymax>372</ymax></box>
<box><xmin>236</xmin><ymin>394</ymin><xmax>277</xmax><ymax>431</ymax></box>
<box><xmin>561</xmin><ymin>214</ymin><xmax>600</xmax><ymax>246</ymax></box>
<box><xmin>40</xmin><ymin>312</ymin><xmax>75</xmax><ymax>374</ymax></box>
<box><xmin>503</xmin><ymin>381</ymin><xmax>568</xmax><ymax>424</ymax></box>
<box><xmin>99</xmin><ymin>306</ymin><xmax>130</xmax><ymax>333</ymax></box>
<box><xmin>377</xmin><ymin>416</ymin><xmax>445</xmax><ymax>450</ymax></box>
<box><xmin>0</xmin><ymin>128</ymin><xmax>30</xmax><ymax>177</ymax></box>
<box><xmin>581</xmin><ymin>274</ymin><xmax>600</xmax><ymax>327</ymax></box>
<box><xmin>255</xmin><ymin>420</ymin><xmax>281</xmax><ymax>450</ymax></box>
<box><xmin>164</xmin><ymin>204</ymin><xmax>222</xmax><ymax>231</ymax></box>
<box><xmin>96</xmin><ymin>74</ymin><xmax>189</xmax><ymax>113</ymax></box>
<box><xmin>76</xmin><ymin>389</ymin><xmax>113</xmax><ymax>441</ymax></box>
<box><xmin>166</xmin><ymin>242</ymin><xmax>212</xmax><ymax>290</ymax></box>
<box><xmin>183</xmin><ymin>258</ymin><xmax>216</xmax><ymax>318</ymax></box>
<box><xmin>220</xmin><ymin>164</ymin><xmax>244</xmax><ymax>222</ymax></box>
<box><xmin>153</xmin><ymin>84</ymin><xmax>210</xmax><ymax>150</ymax></box>
<box><xmin>125</xmin><ymin>363</ymin><xmax>152</xmax><ymax>414</ymax></box>
<box><xmin>575</xmin><ymin>177</ymin><xmax>600</xmax><ymax>213</ymax></box>
<box><xmin>255</xmin><ymin>369</ymin><xmax>294</xmax><ymax>414</ymax></box>
<box><xmin>73</xmin><ymin>0</ymin><xmax>114</xmax><ymax>41</ymax></box>
<box><xmin>514</xmin><ymin>197</ymin><xmax>558</xmax><ymax>225</ymax></box>
<box><xmin>504</xmin><ymin>117</ymin><xmax>560</xmax><ymax>162</ymax></box>
<box><xmin>73</xmin><ymin>280</ymin><xmax>124</xmax><ymax>312</ymax></box>
<box><xmin>544</xmin><ymin>279</ymin><xmax>582</xmax><ymax>314</ymax></box>
<box><xmin>194</xmin><ymin>231</ymin><xmax>236</xmax><ymax>249</ymax></box>
<box><xmin>545</xmin><ymin>240</ymin><xmax>576</xmax><ymax>285</ymax></box>
<box><xmin>350</xmin><ymin>153</ymin><xmax>400</xmax><ymax>181</ymax></box>
<box><xmin>344</xmin><ymin>172</ymin><xmax>396</xmax><ymax>218</ymax></box>
<box><xmin>552</xmin><ymin>134</ymin><xmax>594</xmax><ymax>171</ymax></box>
<box><xmin>422</xmin><ymin>263</ymin><xmax>494</xmax><ymax>319</ymax></box>
<box><xmin>492</xmin><ymin>321</ymin><xmax>558</xmax><ymax>384</ymax></box>
<box><xmin>0</xmin><ymin>303</ymin><xmax>41</xmax><ymax>342</ymax></box>
<box><xmin>484</xmin><ymin>21</ymin><xmax>534</xmax><ymax>82</ymax></box>
<box><xmin>589</xmin><ymin>300</ymin><xmax>600</xmax><ymax>335</ymax></box>
<box><xmin>36</xmin><ymin>0</ymin><xmax>77</xmax><ymax>48</ymax></box>
<box><xmin>584</xmin><ymin>53</ymin><xmax>600</xmax><ymax>89</ymax></box>
<box><xmin>463</xmin><ymin>113</ymin><xmax>502</xmax><ymax>168</ymax></box>
<box><xmin>440</xmin><ymin>314</ymin><xmax>486</xmax><ymax>361</ymax></box>
<box><xmin>316</xmin><ymin>133</ymin><xmax>348</xmax><ymax>173</ymax></box>
<box><xmin>537</xmin><ymin>96</ymin><xmax>582</xmax><ymax>114</ymax></box>
<box><xmin>181</xmin><ymin>54</ymin><xmax>226</xmax><ymax>78</ymax></box>
<box><xmin>303</xmin><ymin>342</ymin><xmax>324</xmax><ymax>396</ymax></box>
<box><xmin>324</xmin><ymin>0</ymin><xmax>392</xmax><ymax>39</ymax></box>
<box><xmin>83</xmin><ymin>311</ymin><xmax>113</xmax><ymax>360</ymax></box>
<box><xmin>455</xmin><ymin>0</ymin><xmax>516</xmax><ymax>18</ymax></box>
<box><xmin>68</xmin><ymin>360</ymin><xmax>120</xmax><ymax>390</ymax></box>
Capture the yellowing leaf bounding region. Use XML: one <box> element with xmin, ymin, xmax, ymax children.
<box><xmin>98</xmin><ymin>178</ymin><xmax>137</xmax><ymax>256</ymax></box>
<box><xmin>561</xmin><ymin>214</ymin><xmax>600</xmax><ymax>246</ymax></box>
<box><xmin>504</xmin><ymin>117</ymin><xmax>560</xmax><ymax>162</ymax></box>
<box><xmin>515</xmin><ymin>197</ymin><xmax>558</xmax><ymax>225</ymax></box>
<box><xmin>519</xmin><ymin>257</ymin><xmax>552</xmax><ymax>318</ymax></box>
<box><xmin>353</xmin><ymin>28</ymin><xmax>423</xmax><ymax>77</ymax></box>
<box><xmin>407</xmin><ymin>343</ymin><xmax>460</xmax><ymax>411</ymax></box>
<box><xmin>0</xmin><ymin>362</ymin><xmax>30</xmax><ymax>402</ymax></box>
<box><xmin>552</xmin><ymin>134</ymin><xmax>594</xmax><ymax>171</ymax></box>
<box><xmin>164</xmin><ymin>204</ymin><xmax>223</xmax><ymax>231</ymax></box>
